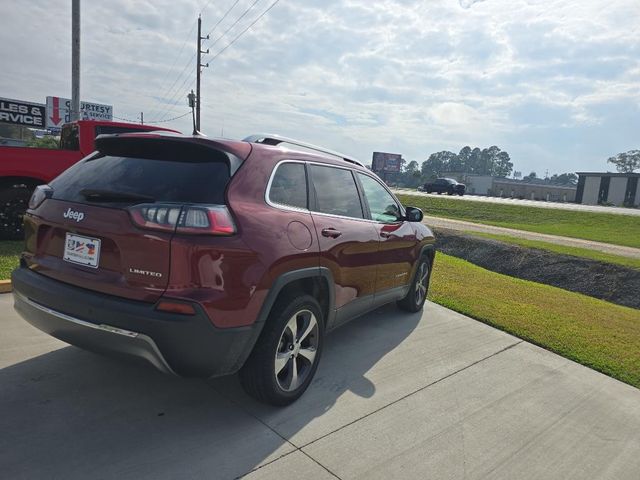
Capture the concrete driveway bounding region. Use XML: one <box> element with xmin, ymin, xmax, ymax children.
<box><xmin>1</xmin><ymin>292</ymin><xmax>639</xmax><ymax>479</ymax></box>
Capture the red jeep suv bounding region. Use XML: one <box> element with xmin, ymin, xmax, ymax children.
<box><xmin>12</xmin><ymin>132</ymin><xmax>435</xmax><ymax>405</ymax></box>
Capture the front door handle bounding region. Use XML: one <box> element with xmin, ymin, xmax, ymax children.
<box><xmin>321</xmin><ymin>228</ymin><xmax>342</xmax><ymax>238</ymax></box>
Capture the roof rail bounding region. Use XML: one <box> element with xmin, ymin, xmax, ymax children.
<box><xmin>243</xmin><ymin>133</ymin><xmax>365</xmax><ymax>168</ymax></box>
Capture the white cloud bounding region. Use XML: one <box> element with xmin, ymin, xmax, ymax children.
<box><xmin>0</xmin><ymin>0</ymin><xmax>638</xmax><ymax>173</ymax></box>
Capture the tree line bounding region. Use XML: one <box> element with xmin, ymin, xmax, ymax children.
<box><xmin>380</xmin><ymin>145</ymin><xmax>584</xmax><ymax>188</ymax></box>
<box><xmin>381</xmin><ymin>145</ymin><xmax>514</xmax><ymax>188</ymax></box>
<box><xmin>421</xmin><ymin>146</ymin><xmax>514</xmax><ymax>178</ymax></box>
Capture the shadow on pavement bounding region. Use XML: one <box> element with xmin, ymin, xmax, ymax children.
<box><xmin>0</xmin><ymin>302</ymin><xmax>421</xmax><ymax>479</ymax></box>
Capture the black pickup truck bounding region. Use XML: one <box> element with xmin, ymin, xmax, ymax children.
<box><xmin>423</xmin><ymin>178</ymin><xmax>466</xmax><ymax>196</ymax></box>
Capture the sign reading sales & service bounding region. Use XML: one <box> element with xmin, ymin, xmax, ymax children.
<box><xmin>0</xmin><ymin>97</ymin><xmax>46</xmax><ymax>127</ymax></box>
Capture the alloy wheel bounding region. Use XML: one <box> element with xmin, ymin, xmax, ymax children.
<box><xmin>274</xmin><ymin>309</ymin><xmax>319</xmax><ymax>392</ymax></box>
<box><xmin>415</xmin><ymin>262</ymin><xmax>429</xmax><ymax>306</ymax></box>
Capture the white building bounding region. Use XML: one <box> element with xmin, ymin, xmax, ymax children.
<box><xmin>576</xmin><ymin>172</ymin><xmax>640</xmax><ymax>207</ymax></box>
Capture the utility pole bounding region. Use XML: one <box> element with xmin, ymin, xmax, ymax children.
<box><xmin>196</xmin><ymin>15</ymin><xmax>209</xmax><ymax>132</ymax></box>
<box><xmin>71</xmin><ymin>0</ymin><xmax>81</xmax><ymax>121</ymax></box>
<box><xmin>140</xmin><ymin>112</ymin><xmax>144</xmax><ymax>125</ymax></box>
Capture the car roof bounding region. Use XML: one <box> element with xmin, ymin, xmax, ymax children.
<box><xmin>96</xmin><ymin>131</ymin><xmax>370</xmax><ymax>173</ymax></box>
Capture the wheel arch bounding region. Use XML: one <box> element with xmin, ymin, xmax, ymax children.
<box><xmin>256</xmin><ymin>268</ymin><xmax>335</xmax><ymax>328</ymax></box>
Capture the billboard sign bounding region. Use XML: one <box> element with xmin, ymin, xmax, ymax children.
<box><xmin>0</xmin><ymin>97</ymin><xmax>46</xmax><ymax>128</ymax></box>
<box><xmin>372</xmin><ymin>151</ymin><xmax>403</xmax><ymax>173</ymax></box>
<box><xmin>46</xmin><ymin>96</ymin><xmax>113</xmax><ymax>129</ymax></box>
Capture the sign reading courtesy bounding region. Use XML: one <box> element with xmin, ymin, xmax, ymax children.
<box><xmin>0</xmin><ymin>97</ymin><xmax>46</xmax><ymax>127</ymax></box>
<box><xmin>46</xmin><ymin>96</ymin><xmax>113</xmax><ymax>129</ymax></box>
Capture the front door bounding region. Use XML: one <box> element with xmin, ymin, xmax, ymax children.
<box><xmin>356</xmin><ymin>172</ymin><xmax>416</xmax><ymax>300</ymax></box>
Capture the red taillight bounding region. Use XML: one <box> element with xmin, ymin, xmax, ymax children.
<box><xmin>156</xmin><ymin>300</ymin><xmax>196</xmax><ymax>315</ymax></box>
<box><xmin>127</xmin><ymin>203</ymin><xmax>236</xmax><ymax>236</ymax></box>
<box><xmin>128</xmin><ymin>204</ymin><xmax>181</xmax><ymax>232</ymax></box>
<box><xmin>177</xmin><ymin>206</ymin><xmax>236</xmax><ymax>235</ymax></box>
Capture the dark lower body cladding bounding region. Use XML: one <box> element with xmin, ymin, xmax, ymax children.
<box><xmin>11</xmin><ymin>267</ymin><xmax>263</xmax><ymax>377</ymax></box>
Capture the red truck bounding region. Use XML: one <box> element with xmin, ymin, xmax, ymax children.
<box><xmin>1</xmin><ymin>120</ymin><xmax>177</xmax><ymax>239</ymax></box>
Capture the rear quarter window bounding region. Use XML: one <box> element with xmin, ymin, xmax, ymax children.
<box><xmin>268</xmin><ymin>162</ymin><xmax>308</xmax><ymax>209</ymax></box>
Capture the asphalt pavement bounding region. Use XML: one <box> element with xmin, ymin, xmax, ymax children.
<box><xmin>394</xmin><ymin>189</ymin><xmax>640</xmax><ymax>216</ymax></box>
<box><xmin>1</xmin><ymin>292</ymin><xmax>639</xmax><ymax>479</ymax></box>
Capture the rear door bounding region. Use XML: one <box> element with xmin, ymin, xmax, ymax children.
<box><xmin>23</xmin><ymin>139</ymin><xmax>232</xmax><ymax>303</ymax></box>
<box><xmin>307</xmin><ymin>163</ymin><xmax>379</xmax><ymax>324</ymax></box>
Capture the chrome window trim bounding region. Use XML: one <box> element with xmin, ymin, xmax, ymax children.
<box><xmin>265</xmin><ymin>159</ymin><xmax>406</xmax><ymax>224</ymax></box>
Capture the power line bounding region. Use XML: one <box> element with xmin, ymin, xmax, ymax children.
<box><xmin>147</xmin><ymin>20</ymin><xmax>198</xmax><ymax>120</ymax></box>
<box><xmin>157</xmin><ymin>1</ymin><xmax>244</xmax><ymax>120</ymax></box>
<box><xmin>158</xmin><ymin>0</ymin><xmax>282</xmax><ymax>121</ymax></box>
<box><xmin>208</xmin><ymin>0</ymin><xmax>281</xmax><ymax>62</ymax></box>
<box><xmin>205</xmin><ymin>0</ymin><xmax>241</xmax><ymax>38</ymax></box>
<box><xmin>204</xmin><ymin>0</ymin><xmax>262</xmax><ymax>52</ymax></box>
<box><xmin>158</xmin><ymin>73</ymin><xmax>197</xmax><ymax>121</ymax></box>
<box><xmin>151</xmin><ymin>0</ymin><xmax>217</xmax><ymax>120</ymax></box>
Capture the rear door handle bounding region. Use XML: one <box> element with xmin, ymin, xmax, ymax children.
<box><xmin>380</xmin><ymin>231</ymin><xmax>392</xmax><ymax>238</ymax></box>
<box><xmin>321</xmin><ymin>228</ymin><xmax>342</xmax><ymax>238</ymax></box>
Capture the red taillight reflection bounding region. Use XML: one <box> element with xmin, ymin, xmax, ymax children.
<box><xmin>156</xmin><ymin>300</ymin><xmax>196</xmax><ymax>315</ymax></box>
<box><xmin>127</xmin><ymin>203</ymin><xmax>236</xmax><ymax>236</ymax></box>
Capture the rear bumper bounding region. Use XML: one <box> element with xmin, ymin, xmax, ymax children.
<box><xmin>12</xmin><ymin>267</ymin><xmax>264</xmax><ymax>378</ymax></box>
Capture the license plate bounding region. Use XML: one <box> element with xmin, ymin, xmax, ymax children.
<box><xmin>63</xmin><ymin>233</ymin><xmax>101</xmax><ymax>268</ymax></box>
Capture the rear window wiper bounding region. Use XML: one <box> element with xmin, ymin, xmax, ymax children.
<box><xmin>79</xmin><ymin>188</ymin><xmax>155</xmax><ymax>203</ymax></box>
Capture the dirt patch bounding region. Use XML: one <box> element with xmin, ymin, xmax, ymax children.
<box><xmin>434</xmin><ymin>228</ymin><xmax>640</xmax><ymax>309</ymax></box>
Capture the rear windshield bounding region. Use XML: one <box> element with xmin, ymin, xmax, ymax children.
<box><xmin>51</xmin><ymin>154</ymin><xmax>230</xmax><ymax>205</ymax></box>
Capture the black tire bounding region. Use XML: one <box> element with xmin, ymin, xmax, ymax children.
<box><xmin>458</xmin><ymin>191</ymin><xmax>464</xmax><ymax>196</ymax></box>
<box><xmin>426</xmin><ymin>189</ymin><xmax>432</xmax><ymax>194</ymax></box>
<box><xmin>397</xmin><ymin>256</ymin><xmax>431</xmax><ymax>313</ymax></box>
<box><xmin>240</xmin><ymin>294</ymin><xmax>324</xmax><ymax>406</ymax></box>
<box><xmin>0</xmin><ymin>183</ymin><xmax>35</xmax><ymax>240</ymax></box>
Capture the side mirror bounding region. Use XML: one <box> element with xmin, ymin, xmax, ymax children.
<box><xmin>404</xmin><ymin>206</ymin><xmax>423</xmax><ymax>222</ymax></box>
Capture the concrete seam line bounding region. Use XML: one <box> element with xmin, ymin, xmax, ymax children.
<box><xmin>232</xmin><ymin>450</ymin><xmax>297</xmax><ymax>480</ymax></box>
<box><xmin>205</xmin><ymin>386</ymin><xmax>338</xmax><ymax>480</ymax></box>
<box><xmin>300</xmin><ymin>340</ymin><xmax>525</xmax><ymax>450</ymax></box>
<box><xmin>298</xmin><ymin>449</ymin><xmax>342</xmax><ymax>480</ymax></box>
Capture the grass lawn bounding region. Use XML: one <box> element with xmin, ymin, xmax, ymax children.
<box><xmin>0</xmin><ymin>241</ymin><xmax>21</xmax><ymax>281</ymax></box>
<box><xmin>429</xmin><ymin>253</ymin><xmax>640</xmax><ymax>388</ymax></box>
<box><xmin>398</xmin><ymin>194</ymin><xmax>640</xmax><ymax>249</ymax></box>
<box><xmin>466</xmin><ymin>231</ymin><xmax>640</xmax><ymax>270</ymax></box>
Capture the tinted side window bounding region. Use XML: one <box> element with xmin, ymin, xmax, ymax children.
<box><xmin>357</xmin><ymin>173</ymin><xmax>401</xmax><ymax>223</ymax></box>
<box><xmin>309</xmin><ymin>165</ymin><xmax>363</xmax><ymax>219</ymax></box>
<box><xmin>269</xmin><ymin>162</ymin><xmax>307</xmax><ymax>209</ymax></box>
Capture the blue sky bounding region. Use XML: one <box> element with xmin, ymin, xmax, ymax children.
<box><xmin>1</xmin><ymin>0</ymin><xmax>638</xmax><ymax>175</ymax></box>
